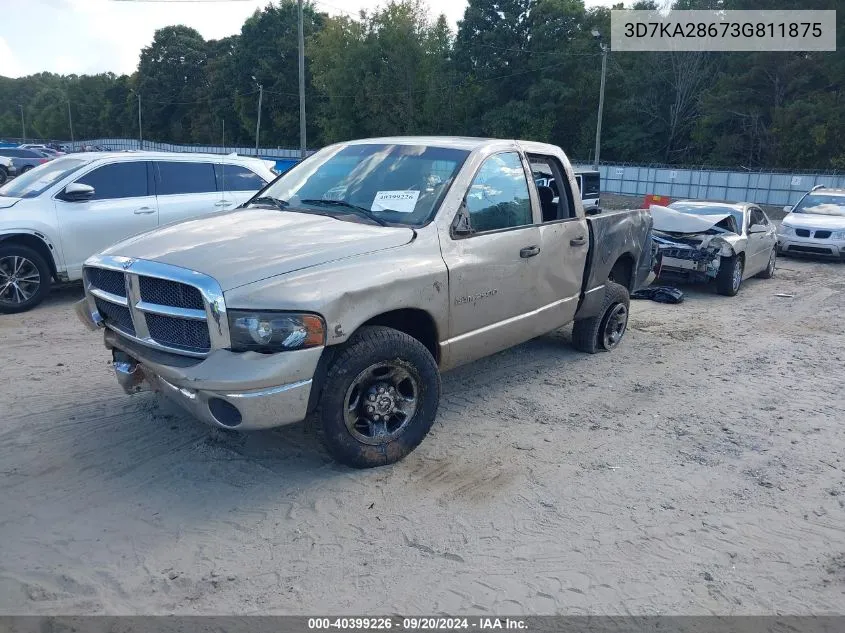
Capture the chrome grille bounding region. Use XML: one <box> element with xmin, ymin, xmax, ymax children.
<box><xmin>94</xmin><ymin>297</ymin><xmax>135</xmax><ymax>334</ymax></box>
<box><xmin>145</xmin><ymin>313</ymin><xmax>211</xmax><ymax>353</ymax></box>
<box><xmin>87</xmin><ymin>268</ymin><xmax>126</xmax><ymax>297</ymax></box>
<box><xmin>139</xmin><ymin>276</ymin><xmax>204</xmax><ymax>310</ymax></box>
<box><xmin>83</xmin><ymin>256</ymin><xmax>229</xmax><ymax>358</ymax></box>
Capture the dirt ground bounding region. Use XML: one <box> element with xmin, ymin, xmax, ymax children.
<box><xmin>1</xmin><ymin>254</ymin><xmax>845</xmax><ymax>616</ymax></box>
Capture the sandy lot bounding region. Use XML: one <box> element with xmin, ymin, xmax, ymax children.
<box><xmin>1</xmin><ymin>255</ymin><xmax>844</xmax><ymax>616</ymax></box>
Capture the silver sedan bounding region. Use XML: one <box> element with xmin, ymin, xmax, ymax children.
<box><xmin>651</xmin><ymin>200</ymin><xmax>778</xmax><ymax>296</ymax></box>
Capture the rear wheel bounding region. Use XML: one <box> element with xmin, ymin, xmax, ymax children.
<box><xmin>572</xmin><ymin>281</ymin><xmax>630</xmax><ymax>354</ymax></box>
<box><xmin>317</xmin><ymin>326</ymin><xmax>440</xmax><ymax>468</ymax></box>
<box><xmin>757</xmin><ymin>248</ymin><xmax>776</xmax><ymax>279</ymax></box>
<box><xmin>0</xmin><ymin>244</ymin><xmax>52</xmax><ymax>313</ymax></box>
<box><xmin>716</xmin><ymin>254</ymin><xmax>744</xmax><ymax>296</ymax></box>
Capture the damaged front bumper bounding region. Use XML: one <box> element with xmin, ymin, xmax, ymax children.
<box><xmin>76</xmin><ymin>298</ymin><xmax>320</xmax><ymax>431</ymax></box>
<box><xmin>653</xmin><ymin>234</ymin><xmax>722</xmax><ymax>282</ymax></box>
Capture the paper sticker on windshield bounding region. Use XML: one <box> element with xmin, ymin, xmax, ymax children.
<box><xmin>372</xmin><ymin>190</ymin><xmax>420</xmax><ymax>213</ymax></box>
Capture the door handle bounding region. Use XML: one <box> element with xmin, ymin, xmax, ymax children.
<box><xmin>214</xmin><ymin>200</ymin><xmax>231</xmax><ymax>207</ymax></box>
<box><xmin>570</xmin><ymin>236</ymin><xmax>587</xmax><ymax>246</ymax></box>
<box><xmin>133</xmin><ymin>207</ymin><xmax>155</xmax><ymax>215</ymax></box>
<box><xmin>520</xmin><ymin>245</ymin><xmax>541</xmax><ymax>258</ymax></box>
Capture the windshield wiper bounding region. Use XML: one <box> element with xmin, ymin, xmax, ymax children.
<box><xmin>246</xmin><ymin>196</ymin><xmax>289</xmax><ymax>210</ymax></box>
<box><xmin>300</xmin><ymin>199</ymin><xmax>389</xmax><ymax>227</ymax></box>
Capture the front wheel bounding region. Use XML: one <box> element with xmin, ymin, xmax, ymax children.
<box><xmin>0</xmin><ymin>244</ymin><xmax>52</xmax><ymax>314</ymax></box>
<box><xmin>716</xmin><ymin>254</ymin><xmax>744</xmax><ymax>296</ymax></box>
<box><xmin>572</xmin><ymin>281</ymin><xmax>630</xmax><ymax>354</ymax></box>
<box><xmin>317</xmin><ymin>326</ymin><xmax>441</xmax><ymax>468</ymax></box>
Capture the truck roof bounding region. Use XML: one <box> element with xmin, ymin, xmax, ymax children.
<box><xmin>342</xmin><ymin>136</ymin><xmax>562</xmax><ymax>153</ymax></box>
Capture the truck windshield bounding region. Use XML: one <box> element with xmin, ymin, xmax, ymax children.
<box><xmin>248</xmin><ymin>143</ymin><xmax>469</xmax><ymax>226</ymax></box>
<box><xmin>0</xmin><ymin>157</ymin><xmax>88</xmax><ymax>199</ymax></box>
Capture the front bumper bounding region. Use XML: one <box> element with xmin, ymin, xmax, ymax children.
<box><xmin>112</xmin><ymin>353</ymin><xmax>313</xmax><ymax>430</ymax></box>
<box><xmin>78</xmin><ymin>298</ymin><xmax>321</xmax><ymax>430</ymax></box>
<box><xmin>777</xmin><ymin>234</ymin><xmax>845</xmax><ymax>258</ymax></box>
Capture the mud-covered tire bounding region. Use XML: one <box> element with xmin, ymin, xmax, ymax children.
<box><xmin>317</xmin><ymin>326</ymin><xmax>440</xmax><ymax>468</ymax></box>
<box><xmin>0</xmin><ymin>243</ymin><xmax>52</xmax><ymax>314</ymax></box>
<box><xmin>757</xmin><ymin>248</ymin><xmax>776</xmax><ymax>279</ymax></box>
<box><xmin>716</xmin><ymin>254</ymin><xmax>744</xmax><ymax>296</ymax></box>
<box><xmin>572</xmin><ymin>281</ymin><xmax>630</xmax><ymax>354</ymax></box>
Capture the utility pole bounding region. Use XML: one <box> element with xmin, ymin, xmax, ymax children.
<box><xmin>18</xmin><ymin>105</ymin><xmax>25</xmax><ymax>143</ymax></box>
<box><xmin>592</xmin><ymin>31</ymin><xmax>608</xmax><ymax>171</ymax></box>
<box><xmin>255</xmin><ymin>83</ymin><xmax>263</xmax><ymax>155</ymax></box>
<box><xmin>137</xmin><ymin>92</ymin><xmax>143</xmax><ymax>149</ymax></box>
<box><xmin>298</xmin><ymin>0</ymin><xmax>306</xmax><ymax>159</ymax></box>
<box><xmin>67</xmin><ymin>99</ymin><xmax>74</xmax><ymax>143</ymax></box>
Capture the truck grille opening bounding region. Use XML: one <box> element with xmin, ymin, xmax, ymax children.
<box><xmin>94</xmin><ymin>297</ymin><xmax>135</xmax><ymax>335</ymax></box>
<box><xmin>795</xmin><ymin>229</ymin><xmax>811</xmax><ymax>237</ymax></box>
<box><xmin>139</xmin><ymin>277</ymin><xmax>204</xmax><ymax>310</ymax></box>
<box><xmin>814</xmin><ymin>230</ymin><xmax>832</xmax><ymax>239</ymax></box>
<box><xmin>87</xmin><ymin>268</ymin><xmax>126</xmax><ymax>297</ymax></box>
<box><xmin>145</xmin><ymin>313</ymin><xmax>211</xmax><ymax>353</ymax></box>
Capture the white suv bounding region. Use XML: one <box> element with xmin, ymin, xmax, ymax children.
<box><xmin>0</xmin><ymin>151</ymin><xmax>277</xmax><ymax>313</ymax></box>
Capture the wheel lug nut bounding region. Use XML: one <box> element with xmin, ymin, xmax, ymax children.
<box><xmin>373</xmin><ymin>414</ymin><xmax>380</xmax><ymax>420</ymax></box>
<box><xmin>366</xmin><ymin>405</ymin><xmax>374</xmax><ymax>413</ymax></box>
<box><xmin>378</xmin><ymin>387</ymin><xmax>385</xmax><ymax>394</ymax></box>
<box><xmin>368</xmin><ymin>394</ymin><xmax>376</xmax><ymax>401</ymax></box>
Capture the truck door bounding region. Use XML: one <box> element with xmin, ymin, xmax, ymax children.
<box><xmin>438</xmin><ymin>151</ymin><xmax>545</xmax><ymax>366</ymax></box>
<box><xmin>527</xmin><ymin>153</ymin><xmax>590</xmax><ymax>329</ymax></box>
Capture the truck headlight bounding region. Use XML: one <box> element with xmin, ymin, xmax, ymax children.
<box><xmin>779</xmin><ymin>225</ymin><xmax>794</xmax><ymax>236</ymax></box>
<box><xmin>830</xmin><ymin>230</ymin><xmax>845</xmax><ymax>240</ymax></box>
<box><xmin>228</xmin><ymin>311</ymin><xmax>325</xmax><ymax>352</ymax></box>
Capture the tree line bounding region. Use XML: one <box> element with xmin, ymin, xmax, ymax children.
<box><xmin>1</xmin><ymin>0</ymin><xmax>843</xmax><ymax>170</ymax></box>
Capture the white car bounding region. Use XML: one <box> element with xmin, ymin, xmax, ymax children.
<box><xmin>0</xmin><ymin>151</ymin><xmax>277</xmax><ymax>313</ymax></box>
<box><xmin>0</xmin><ymin>156</ymin><xmax>15</xmax><ymax>185</ymax></box>
<box><xmin>778</xmin><ymin>187</ymin><xmax>845</xmax><ymax>258</ymax></box>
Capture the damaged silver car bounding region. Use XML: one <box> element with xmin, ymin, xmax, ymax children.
<box><xmin>651</xmin><ymin>201</ymin><xmax>777</xmax><ymax>296</ymax></box>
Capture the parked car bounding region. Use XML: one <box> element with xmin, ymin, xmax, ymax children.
<box><xmin>0</xmin><ymin>147</ymin><xmax>53</xmax><ymax>173</ymax></box>
<box><xmin>19</xmin><ymin>144</ymin><xmax>65</xmax><ymax>157</ymax></box>
<box><xmin>0</xmin><ymin>156</ymin><xmax>15</xmax><ymax>185</ymax></box>
<box><xmin>533</xmin><ymin>165</ymin><xmax>601</xmax><ymax>215</ymax></box>
<box><xmin>778</xmin><ymin>186</ymin><xmax>845</xmax><ymax>258</ymax></box>
<box><xmin>76</xmin><ymin>136</ymin><xmax>654</xmax><ymax>468</ymax></box>
<box><xmin>574</xmin><ymin>168</ymin><xmax>601</xmax><ymax>211</ymax></box>
<box><xmin>0</xmin><ymin>151</ymin><xmax>277</xmax><ymax>313</ymax></box>
<box><xmin>651</xmin><ymin>200</ymin><xmax>777</xmax><ymax>296</ymax></box>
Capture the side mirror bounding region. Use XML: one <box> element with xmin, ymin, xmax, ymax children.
<box><xmin>585</xmin><ymin>206</ymin><xmax>601</xmax><ymax>216</ymax></box>
<box><xmin>783</xmin><ymin>205</ymin><xmax>792</xmax><ymax>213</ymax></box>
<box><xmin>60</xmin><ymin>182</ymin><xmax>95</xmax><ymax>202</ymax></box>
<box><xmin>748</xmin><ymin>224</ymin><xmax>767</xmax><ymax>234</ymax></box>
<box><xmin>451</xmin><ymin>202</ymin><xmax>473</xmax><ymax>238</ymax></box>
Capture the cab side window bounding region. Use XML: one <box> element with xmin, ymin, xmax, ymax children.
<box><xmin>464</xmin><ymin>152</ymin><xmax>532</xmax><ymax>233</ymax></box>
<box><xmin>750</xmin><ymin>208</ymin><xmax>767</xmax><ymax>226</ymax></box>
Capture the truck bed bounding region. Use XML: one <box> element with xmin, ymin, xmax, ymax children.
<box><xmin>574</xmin><ymin>208</ymin><xmax>654</xmax><ymax>320</ymax></box>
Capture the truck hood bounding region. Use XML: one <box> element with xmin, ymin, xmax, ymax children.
<box><xmin>102</xmin><ymin>208</ymin><xmax>415</xmax><ymax>290</ymax></box>
<box><xmin>782</xmin><ymin>213</ymin><xmax>845</xmax><ymax>230</ymax></box>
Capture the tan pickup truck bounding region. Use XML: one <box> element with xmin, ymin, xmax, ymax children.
<box><xmin>77</xmin><ymin>137</ymin><xmax>654</xmax><ymax>467</ymax></box>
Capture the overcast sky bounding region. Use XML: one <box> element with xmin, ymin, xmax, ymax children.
<box><xmin>0</xmin><ymin>0</ymin><xmax>617</xmax><ymax>79</ymax></box>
